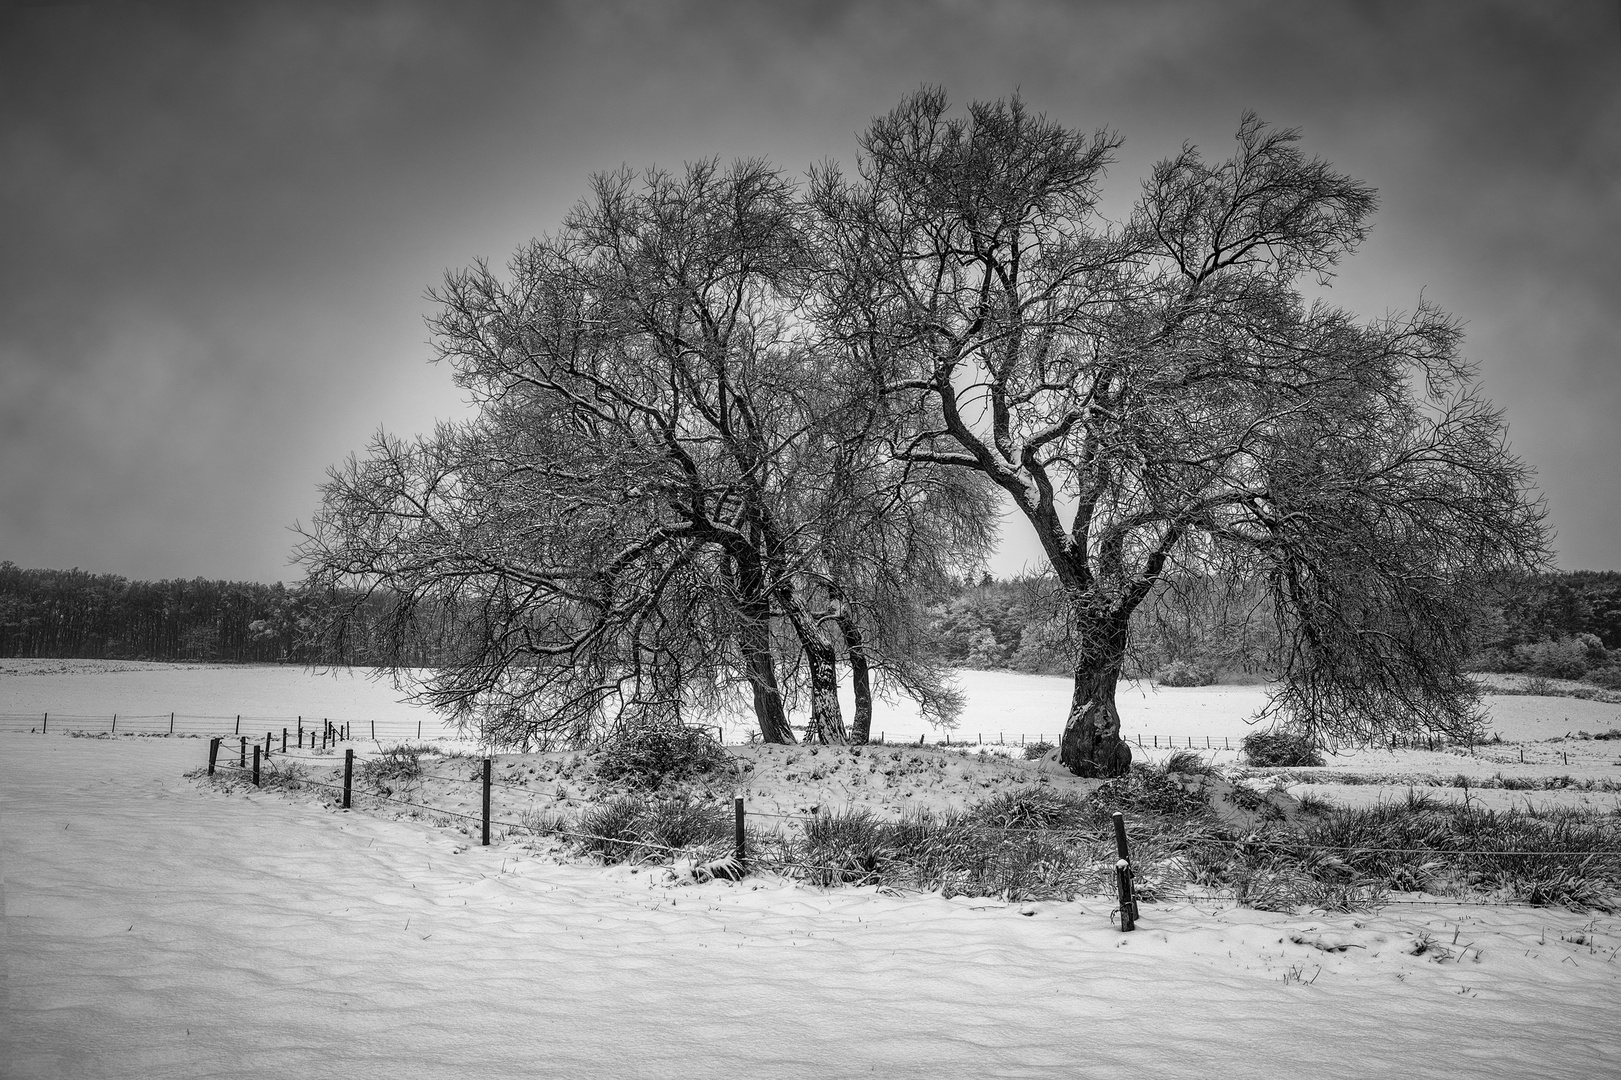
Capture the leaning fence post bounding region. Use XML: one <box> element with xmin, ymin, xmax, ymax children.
<box><xmin>481</xmin><ymin>757</ymin><xmax>492</xmax><ymax>846</ymax></box>
<box><xmin>111</xmin><ymin>713</ymin><xmax>116</xmax><ymax>734</ymax></box>
<box><xmin>235</xmin><ymin>714</ymin><xmax>240</xmax><ymax>735</ymax></box>
<box><xmin>208</xmin><ymin>737</ymin><xmax>220</xmax><ymax>776</ymax></box>
<box><xmin>734</xmin><ymin>796</ymin><xmax>746</xmax><ymax>868</ymax></box>
<box><xmin>43</xmin><ymin>712</ymin><xmax>48</xmax><ymax>733</ymax></box>
<box><xmin>1112</xmin><ymin>811</ymin><xmax>1137</xmax><ymax>932</ymax></box>
<box><xmin>170</xmin><ymin>712</ymin><xmax>175</xmax><ymax>735</ymax></box>
<box><xmin>343</xmin><ymin>748</ymin><xmax>354</xmax><ymax>810</ymax></box>
<box><xmin>252</xmin><ymin>744</ymin><xmax>261</xmax><ymax>787</ymax></box>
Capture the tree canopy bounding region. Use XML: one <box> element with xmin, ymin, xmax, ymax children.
<box><xmin>300</xmin><ymin>90</ymin><xmax>1547</xmax><ymax>766</ymax></box>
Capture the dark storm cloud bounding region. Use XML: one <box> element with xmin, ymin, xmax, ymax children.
<box><xmin>1</xmin><ymin>0</ymin><xmax>1615</xmax><ymax>580</ymax></box>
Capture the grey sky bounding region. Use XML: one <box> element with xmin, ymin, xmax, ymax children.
<box><xmin>2</xmin><ymin>0</ymin><xmax>1616</xmax><ymax>582</ymax></box>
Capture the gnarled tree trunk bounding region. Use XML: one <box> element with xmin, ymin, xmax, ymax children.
<box><xmin>1060</xmin><ymin>610</ymin><xmax>1133</xmax><ymax>777</ymax></box>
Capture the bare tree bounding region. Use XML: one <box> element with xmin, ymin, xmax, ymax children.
<box><xmin>813</xmin><ymin>90</ymin><xmax>1548</xmax><ymax>775</ymax></box>
<box><xmin>301</xmin><ymin>157</ymin><xmax>991</xmax><ymax>746</ymax></box>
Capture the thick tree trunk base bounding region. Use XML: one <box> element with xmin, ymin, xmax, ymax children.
<box><xmin>1060</xmin><ymin>668</ymin><xmax>1132</xmax><ymax>778</ymax></box>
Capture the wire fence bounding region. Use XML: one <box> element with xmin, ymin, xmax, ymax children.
<box><xmin>194</xmin><ymin>736</ymin><xmax>1621</xmax><ymax>918</ymax></box>
<box><xmin>0</xmin><ymin>711</ymin><xmax>1470</xmax><ymax>757</ymax></box>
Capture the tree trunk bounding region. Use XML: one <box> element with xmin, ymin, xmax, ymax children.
<box><xmin>1060</xmin><ymin>612</ymin><xmax>1133</xmax><ymax>778</ymax></box>
<box><xmin>800</xmin><ymin>636</ymin><xmax>850</xmax><ymax>744</ymax></box>
<box><xmin>835</xmin><ymin>606</ymin><xmax>873</xmax><ymax>744</ymax></box>
<box><xmin>733</xmin><ymin>551</ymin><xmax>795</xmax><ymax>744</ymax></box>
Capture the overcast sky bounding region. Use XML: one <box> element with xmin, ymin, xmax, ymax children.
<box><xmin>2</xmin><ymin>0</ymin><xmax>1617</xmax><ymax>583</ymax></box>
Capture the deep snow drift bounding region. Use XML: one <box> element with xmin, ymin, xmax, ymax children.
<box><xmin>3</xmin><ymin>732</ymin><xmax>1619</xmax><ymax>1080</ymax></box>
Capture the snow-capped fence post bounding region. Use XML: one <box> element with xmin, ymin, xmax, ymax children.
<box><xmin>481</xmin><ymin>758</ymin><xmax>492</xmax><ymax>846</ymax></box>
<box><xmin>1112</xmin><ymin>812</ymin><xmax>1137</xmax><ymax>932</ymax></box>
<box><xmin>208</xmin><ymin>737</ymin><xmax>220</xmax><ymax>776</ymax></box>
<box><xmin>342</xmin><ymin>749</ymin><xmax>354</xmax><ymax>810</ymax></box>
<box><xmin>252</xmin><ymin>744</ymin><xmax>261</xmax><ymax>787</ymax></box>
<box><xmin>734</xmin><ymin>796</ymin><xmax>746</xmax><ymax>868</ymax></box>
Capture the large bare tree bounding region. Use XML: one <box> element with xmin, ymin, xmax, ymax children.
<box><xmin>812</xmin><ymin>90</ymin><xmax>1548</xmax><ymax>775</ymax></box>
<box><xmin>300</xmin><ymin>158</ymin><xmax>991</xmax><ymax>746</ymax></box>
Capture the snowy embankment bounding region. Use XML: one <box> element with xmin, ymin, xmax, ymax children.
<box><xmin>4</xmin><ymin>732</ymin><xmax>1620</xmax><ymax>1080</ymax></box>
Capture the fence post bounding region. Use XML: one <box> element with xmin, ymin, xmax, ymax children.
<box><xmin>208</xmin><ymin>737</ymin><xmax>220</xmax><ymax>776</ymax></box>
<box><xmin>252</xmin><ymin>744</ymin><xmax>261</xmax><ymax>787</ymax></box>
<box><xmin>734</xmin><ymin>796</ymin><xmax>746</xmax><ymax>868</ymax></box>
<box><xmin>1112</xmin><ymin>811</ymin><xmax>1137</xmax><ymax>932</ymax></box>
<box><xmin>417</xmin><ymin>721</ymin><xmax>421</xmax><ymax>739</ymax></box>
<box><xmin>111</xmin><ymin>714</ymin><xmax>116</xmax><ymax>734</ymax></box>
<box><xmin>265</xmin><ymin>731</ymin><xmax>273</xmax><ymax>757</ymax></box>
<box><xmin>372</xmin><ymin>719</ymin><xmax>376</xmax><ymax>741</ymax></box>
<box><xmin>282</xmin><ymin>728</ymin><xmax>287</xmax><ymax>753</ymax></box>
<box><xmin>170</xmin><ymin>712</ymin><xmax>175</xmax><ymax>735</ymax></box>
<box><xmin>235</xmin><ymin>714</ymin><xmax>240</xmax><ymax>735</ymax></box>
<box><xmin>239</xmin><ymin>736</ymin><xmax>246</xmax><ymax>768</ymax></box>
<box><xmin>481</xmin><ymin>757</ymin><xmax>492</xmax><ymax>846</ymax></box>
<box><xmin>343</xmin><ymin>748</ymin><xmax>354</xmax><ymax>810</ymax></box>
<box><xmin>43</xmin><ymin>712</ymin><xmax>47</xmax><ymax>733</ymax></box>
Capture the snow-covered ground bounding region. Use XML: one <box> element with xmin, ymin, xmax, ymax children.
<box><xmin>12</xmin><ymin>659</ymin><xmax>1618</xmax><ymax>748</ymax></box>
<box><xmin>3</xmin><ymin>731</ymin><xmax>1619</xmax><ymax>1080</ymax></box>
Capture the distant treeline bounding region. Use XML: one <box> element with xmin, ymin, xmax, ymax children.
<box><xmin>4</xmin><ymin>561</ymin><xmax>1620</xmax><ymax>681</ymax></box>
<box><xmin>926</xmin><ymin>569</ymin><xmax>1621</xmax><ymax>684</ymax></box>
<box><xmin>0</xmin><ymin>562</ymin><xmax>431</xmax><ymax>665</ymax></box>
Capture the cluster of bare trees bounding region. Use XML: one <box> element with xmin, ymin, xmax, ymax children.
<box><xmin>299</xmin><ymin>91</ymin><xmax>1546</xmax><ymax>774</ymax></box>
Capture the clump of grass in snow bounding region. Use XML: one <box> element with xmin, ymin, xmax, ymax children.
<box><xmin>1163</xmin><ymin>749</ymin><xmax>1217</xmax><ymax>776</ymax></box>
<box><xmin>572</xmin><ymin>794</ymin><xmax>731</xmax><ymax>864</ymax></box>
<box><xmin>359</xmin><ymin>744</ymin><xmax>425</xmax><ymax>793</ymax></box>
<box><xmin>1022</xmin><ymin>740</ymin><xmax>1055</xmax><ymax>761</ymax></box>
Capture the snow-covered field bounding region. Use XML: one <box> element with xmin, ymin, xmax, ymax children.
<box><xmin>4</xmin><ymin>732</ymin><xmax>1619</xmax><ymax>1080</ymax></box>
<box><xmin>8</xmin><ymin>658</ymin><xmax>1619</xmax><ymax>750</ymax></box>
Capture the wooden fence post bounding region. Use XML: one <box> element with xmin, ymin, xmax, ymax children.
<box><xmin>208</xmin><ymin>737</ymin><xmax>220</xmax><ymax>776</ymax></box>
<box><xmin>734</xmin><ymin>796</ymin><xmax>746</xmax><ymax>867</ymax></box>
<box><xmin>481</xmin><ymin>757</ymin><xmax>492</xmax><ymax>846</ymax></box>
<box><xmin>170</xmin><ymin>712</ymin><xmax>175</xmax><ymax>735</ymax></box>
<box><xmin>252</xmin><ymin>744</ymin><xmax>261</xmax><ymax>787</ymax></box>
<box><xmin>1112</xmin><ymin>811</ymin><xmax>1137</xmax><ymax>932</ymax></box>
<box><xmin>343</xmin><ymin>748</ymin><xmax>354</xmax><ymax>809</ymax></box>
<box><xmin>43</xmin><ymin>712</ymin><xmax>48</xmax><ymax>733</ymax></box>
<box><xmin>111</xmin><ymin>714</ymin><xmax>116</xmax><ymax>734</ymax></box>
<box><xmin>371</xmin><ymin>719</ymin><xmax>376</xmax><ymax>741</ymax></box>
<box><xmin>235</xmin><ymin>714</ymin><xmax>240</xmax><ymax>735</ymax></box>
<box><xmin>239</xmin><ymin>736</ymin><xmax>246</xmax><ymax>768</ymax></box>
<box><xmin>282</xmin><ymin>728</ymin><xmax>288</xmax><ymax>753</ymax></box>
<box><xmin>265</xmin><ymin>731</ymin><xmax>273</xmax><ymax>757</ymax></box>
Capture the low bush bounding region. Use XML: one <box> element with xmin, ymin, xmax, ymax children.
<box><xmin>1153</xmin><ymin>660</ymin><xmax>1216</xmax><ymax>687</ymax></box>
<box><xmin>593</xmin><ymin>719</ymin><xmax>736</xmax><ymax>790</ymax></box>
<box><xmin>1022</xmin><ymin>740</ymin><xmax>1055</xmax><ymax>761</ymax></box>
<box><xmin>1242</xmin><ymin>730</ymin><xmax>1324</xmax><ymax>768</ymax></box>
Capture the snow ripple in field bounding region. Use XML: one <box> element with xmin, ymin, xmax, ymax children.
<box><xmin>3</xmin><ymin>733</ymin><xmax>1618</xmax><ymax>1080</ymax></box>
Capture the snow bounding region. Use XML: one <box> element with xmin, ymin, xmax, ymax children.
<box><xmin>4</xmin><ymin>731</ymin><xmax>1620</xmax><ymax>1079</ymax></box>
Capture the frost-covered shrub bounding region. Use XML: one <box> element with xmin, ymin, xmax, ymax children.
<box><xmin>1514</xmin><ymin>637</ymin><xmax>1593</xmax><ymax>680</ymax></box>
<box><xmin>1153</xmin><ymin>659</ymin><xmax>1216</xmax><ymax>687</ymax></box>
<box><xmin>594</xmin><ymin>720</ymin><xmax>735</xmax><ymax>790</ymax></box>
<box><xmin>1242</xmin><ymin>730</ymin><xmax>1324</xmax><ymax>768</ymax></box>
